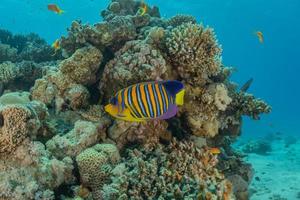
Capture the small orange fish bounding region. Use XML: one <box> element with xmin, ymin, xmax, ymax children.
<box><xmin>52</xmin><ymin>39</ymin><xmax>60</xmax><ymax>50</ymax></box>
<box><xmin>47</xmin><ymin>4</ymin><xmax>64</xmax><ymax>14</ymax></box>
<box><xmin>138</xmin><ymin>3</ymin><xmax>147</xmax><ymax>16</ymax></box>
<box><xmin>255</xmin><ymin>31</ymin><xmax>264</xmax><ymax>43</ymax></box>
<box><xmin>209</xmin><ymin>147</ymin><xmax>221</xmax><ymax>155</ymax></box>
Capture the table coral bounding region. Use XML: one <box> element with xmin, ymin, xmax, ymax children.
<box><xmin>102</xmin><ymin>139</ymin><xmax>234</xmax><ymax>200</ymax></box>
<box><xmin>76</xmin><ymin>144</ymin><xmax>120</xmax><ymax>200</ymax></box>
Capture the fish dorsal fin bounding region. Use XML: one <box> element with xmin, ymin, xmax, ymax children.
<box><xmin>162</xmin><ymin>80</ymin><xmax>184</xmax><ymax>97</ymax></box>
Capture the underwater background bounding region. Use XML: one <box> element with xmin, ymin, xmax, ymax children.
<box><xmin>1</xmin><ymin>0</ymin><xmax>299</xmax><ymax>137</ymax></box>
<box><xmin>0</xmin><ymin>0</ymin><xmax>299</xmax><ymax>199</ymax></box>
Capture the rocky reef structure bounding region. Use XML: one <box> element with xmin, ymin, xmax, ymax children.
<box><xmin>0</xmin><ymin>29</ymin><xmax>61</xmax><ymax>93</ymax></box>
<box><xmin>0</xmin><ymin>0</ymin><xmax>271</xmax><ymax>199</ymax></box>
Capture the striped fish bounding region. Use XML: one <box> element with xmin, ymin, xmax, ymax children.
<box><xmin>104</xmin><ymin>80</ymin><xmax>185</xmax><ymax>122</ymax></box>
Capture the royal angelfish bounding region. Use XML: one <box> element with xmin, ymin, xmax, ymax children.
<box><xmin>104</xmin><ymin>80</ymin><xmax>185</xmax><ymax>122</ymax></box>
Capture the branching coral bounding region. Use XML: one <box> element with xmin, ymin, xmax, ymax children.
<box><xmin>228</xmin><ymin>92</ymin><xmax>271</xmax><ymax>120</ymax></box>
<box><xmin>165</xmin><ymin>23</ymin><xmax>222</xmax><ymax>86</ymax></box>
<box><xmin>76</xmin><ymin>144</ymin><xmax>120</xmax><ymax>200</ymax></box>
<box><xmin>102</xmin><ymin>139</ymin><xmax>234</xmax><ymax>200</ymax></box>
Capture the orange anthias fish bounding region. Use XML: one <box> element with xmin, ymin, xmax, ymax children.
<box><xmin>209</xmin><ymin>147</ymin><xmax>221</xmax><ymax>155</ymax></box>
<box><xmin>47</xmin><ymin>4</ymin><xmax>64</xmax><ymax>14</ymax></box>
<box><xmin>137</xmin><ymin>3</ymin><xmax>147</xmax><ymax>16</ymax></box>
<box><xmin>255</xmin><ymin>31</ymin><xmax>264</xmax><ymax>43</ymax></box>
<box><xmin>52</xmin><ymin>39</ymin><xmax>60</xmax><ymax>50</ymax></box>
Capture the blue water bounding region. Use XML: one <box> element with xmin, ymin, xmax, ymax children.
<box><xmin>1</xmin><ymin>0</ymin><xmax>299</xmax><ymax>136</ymax></box>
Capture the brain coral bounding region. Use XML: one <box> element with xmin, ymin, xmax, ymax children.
<box><xmin>165</xmin><ymin>23</ymin><xmax>222</xmax><ymax>86</ymax></box>
<box><xmin>99</xmin><ymin>40</ymin><xmax>169</xmax><ymax>101</ymax></box>
<box><xmin>76</xmin><ymin>144</ymin><xmax>120</xmax><ymax>200</ymax></box>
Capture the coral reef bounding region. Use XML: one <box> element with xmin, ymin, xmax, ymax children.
<box><xmin>0</xmin><ymin>0</ymin><xmax>272</xmax><ymax>199</ymax></box>
<box><xmin>0</xmin><ymin>29</ymin><xmax>61</xmax><ymax>63</ymax></box>
<box><xmin>102</xmin><ymin>139</ymin><xmax>234</xmax><ymax>199</ymax></box>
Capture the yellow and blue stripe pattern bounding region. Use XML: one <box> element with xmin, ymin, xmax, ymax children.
<box><xmin>115</xmin><ymin>82</ymin><xmax>174</xmax><ymax>119</ymax></box>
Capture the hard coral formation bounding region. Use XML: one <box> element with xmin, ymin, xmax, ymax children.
<box><xmin>166</xmin><ymin>14</ymin><xmax>197</xmax><ymax>27</ymax></box>
<box><xmin>107</xmin><ymin>119</ymin><xmax>171</xmax><ymax>150</ymax></box>
<box><xmin>99</xmin><ymin>40</ymin><xmax>169</xmax><ymax>100</ymax></box>
<box><xmin>102</xmin><ymin>139</ymin><xmax>234</xmax><ymax>199</ymax></box>
<box><xmin>46</xmin><ymin>120</ymin><xmax>102</xmax><ymax>159</ymax></box>
<box><xmin>0</xmin><ymin>141</ymin><xmax>74</xmax><ymax>200</ymax></box>
<box><xmin>165</xmin><ymin>23</ymin><xmax>222</xmax><ymax>86</ymax></box>
<box><xmin>183</xmin><ymin>83</ymin><xmax>232</xmax><ymax>137</ymax></box>
<box><xmin>76</xmin><ymin>144</ymin><xmax>120</xmax><ymax>200</ymax></box>
<box><xmin>31</xmin><ymin>46</ymin><xmax>102</xmax><ymax>111</ymax></box>
<box><xmin>0</xmin><ymin>29</ymin><xmax>61</xmax><ymax>63</ymax></box>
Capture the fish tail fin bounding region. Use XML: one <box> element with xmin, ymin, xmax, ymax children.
<box><xmin>162</xmin><ymin>80</ymin><xmax>185</xmax><ymax>105</ymax></box>
<box><xmin>175</xmin><ymin>89</ymin><xmax>185</xmax><ymax>105</ymax></box>
<box><xmin>58</xmin><ymin>9</ymin><xmax>65</xmax><ymax>14</ymax></box>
